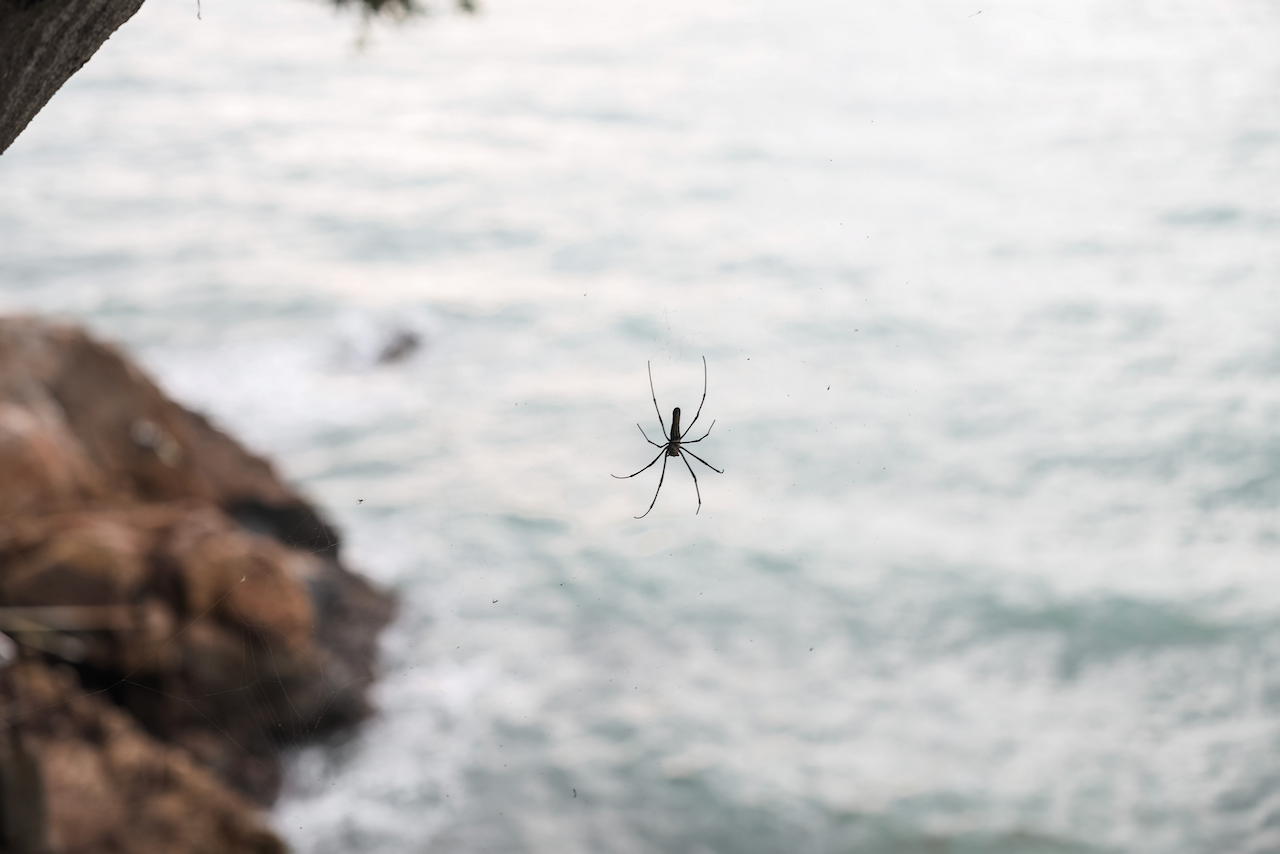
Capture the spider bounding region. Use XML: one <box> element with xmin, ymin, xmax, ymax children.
<box><xmin>613</xmin><ymin>356</ymin><xmax>723</xmax><ymax>518</ymax></box>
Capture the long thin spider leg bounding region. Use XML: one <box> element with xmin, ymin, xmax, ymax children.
<box><xmin>682</xmin><ymin>420</ymin><xmax>715</xmax><ymax>444</ymax></box>
<box><xmin>612</xmin><ymin>448</ymin><xmax>665</xmax><ymax>479</ymax></box>
<box><xmin>637</xmin><ymin>424</ymin><xmax>662</xmax><ymax>448</ymax></box>
<box><xmin>682</xmin><ymin>447</ymin><xmax>723</xmax><ymax>474</ymax></box>
<box><xmin>682</xmin><ymin>356</ymin><xmax>710</xmax><ymax>435</ymax></box>
<box><xmin>678</xmin><ymin>449</ymin><xmax>702</xmax><ymax>515</ymax></box>
<box><xmin>648</xmin><ymin>361</ymin><xmax>667</xmax><ymax>439</ymax></box>
<box><xmin>635</xmin><ymin>453</ymin><xmax>670</xmax><ymax>519</ymax></box>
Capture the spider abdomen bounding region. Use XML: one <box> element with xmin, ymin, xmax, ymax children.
<box><xmin>668</xmin><ymin>407</ymin><xmax>682</xmax><ymax>453</ymax></box>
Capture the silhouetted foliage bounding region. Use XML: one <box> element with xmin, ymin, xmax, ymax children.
<box><xmin>331</xmin><ymin>0</ymin><xmax>476</xmax><ymax>17</ymax></box>
<box><xmin>330</xmin><ymin>0</ymin><xmax>415</xmax><ymax>17</ymax></box>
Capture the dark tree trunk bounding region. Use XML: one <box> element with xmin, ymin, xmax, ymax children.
<box><xmin>0</xmin><ymin>0</ymin><xmax>145</xmax><ymax>155</ymax></box>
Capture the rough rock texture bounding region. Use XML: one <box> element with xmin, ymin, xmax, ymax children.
<box><xmin>0</xmin><ymin>0</ymin><xmax>146</xmax><ymax>155</ymax></box>
<box><xmin>2</xmin><ymin>660</ymin><xmax>285</xmax><ymax>854</ymax></box>
<box><xmin>0</xmin><ymin>317</ymin><xmax>396</xmax><ymax>850</ymax></box>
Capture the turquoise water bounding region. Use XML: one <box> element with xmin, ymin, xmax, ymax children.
<box><xmin>4</xmin><ymin>0</ymin><xmax>1280</xmax><ymax>850</ymax></box>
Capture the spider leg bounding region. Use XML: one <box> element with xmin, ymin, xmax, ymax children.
<box><xmin>678</xmin><ymin>449</ymin><xmax>703</xmax><ymax>514</ymax></box>
<box><xmin>635</xmin><ymin>453</ymin><xmax>670</xmax><ymax>519</ymax></box>
<box><xmin>681</xmin><ymin>419</ymin><xmax>715</xmax><ymax>444</ymax></box>
<box><xmin>682</xmin><ymin>356</ymin><xmax>710</xmax><ymax>435</ymax></box>
<box><xmin>612</xmin><ymin>448</ymin><xmax>665</xmax><ymax>479</ymax></box>
<box><xmin>648</xmin><ymin>361</ymin><xmax>667</xmax><ymax>439</ymax></box>
<box><xmin>682</xmin><ymin>447</ymin><xmax>723</xmax><ymax>474</ymax></box>
<box><xmin>637</xmin><ymin>424</ymin><xmax>663</xmax><ymax>448</ymax></box>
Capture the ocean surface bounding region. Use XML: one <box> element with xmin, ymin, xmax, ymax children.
<box><xmin>4</xmin><ymin>0</ymin><xmax>1280</xmax><ymax>850</ymax></box>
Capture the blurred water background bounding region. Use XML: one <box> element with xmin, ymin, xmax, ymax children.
<box><xmin>4</xmin><ymin>0</ymin><xmax>1280</xmax><ymax>850</ymax></box>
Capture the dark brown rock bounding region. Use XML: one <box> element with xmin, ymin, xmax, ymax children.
<box><xmin>0</xmin><ymin>317</ymin><xmax>300</xmax><ymax>510</ymax></box>
<box><xmin>2</xmin><ymin>515</ymin><xmax>150</xmax><ymax>606</ymax></box>
<box><xmin>0</xmin><ymin>316</ymin><xmax>397</xmax><ymax>850</ymax></box>
<box><xmin>2</xmin><ymin>659</ymin><xmax>286</xmax><ymax>854</ymax></box>
<box><xmin>0</xmin><ymin>398</ymin><xmax>107</xmax><ymax>517</ymax></box>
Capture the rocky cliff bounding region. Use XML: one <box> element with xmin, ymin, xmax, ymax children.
<box><xmin>0</xmin><ymin>317</ymin><xmax>395</xmax><ymax>853</ymax></box>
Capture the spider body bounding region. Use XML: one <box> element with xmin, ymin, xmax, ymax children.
<box><xmin>613</xmin><ymin>357</ymin><xmax>723</xmax><ymax>518</ymax></box>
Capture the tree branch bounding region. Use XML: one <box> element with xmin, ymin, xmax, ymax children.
<box><xmin>0</xmin><ymin>0</ymin><xmax>146</xmax><ymax>154</ymax></box>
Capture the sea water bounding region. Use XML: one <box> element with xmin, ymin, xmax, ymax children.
<box><xmin>3</xmin><ymin>0</ymin><xmax>1280</xmax><ymax>850</ymax></box>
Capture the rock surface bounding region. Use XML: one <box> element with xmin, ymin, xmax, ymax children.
<box><xmin>2</xmin><ymin>660</ymin><xmax>286</xmax><ymax>854</ymax></box>
<box><xmin>0</xmin><ymin>317</ymin><xmax>396</xmax><ymax>851</ymax></box>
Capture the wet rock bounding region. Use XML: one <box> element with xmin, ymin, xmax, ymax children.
<box><xmin>376</xmin><ymin>329</ymin><xmax>422</xmax><ymax>364</ymax></box>
<box><xmin>0</xmin><ymin>317</ymin><xmax>397</xmax><ymax>850</ymax></box>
